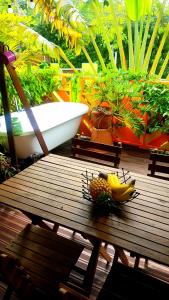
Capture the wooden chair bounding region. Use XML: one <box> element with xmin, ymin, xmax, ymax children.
<box><xmin>0</xmin><ymin>257</ymin><xmax>89</xmax><ymax>300</ymax></box>
<box><xmin>0</xmin><ymin>253</ymin><xmax>45</xmax><ymax>300</ymax></box>
<box><xmin>0</xmin><ymin>223</ymin><xmax>84</xmax><ymax>300</ymax></box>
<box><xmin>71</xmin><ymin>134</ymin><xmax>122</xmax><ymax>168</ymax></box>
<box><xmin>97</xmin><ymin>262</ymin><xmax>169</xmax><ymax>300</ymax></box>
<box><xmin>148</xmin><ymin>149</ymin><xmax>169</xmax><ymax>180</ymax></box>
<box><xmin>58</xmin><ymin>283</ymin><xmax>90</xmax><ymax>300</ymax></box>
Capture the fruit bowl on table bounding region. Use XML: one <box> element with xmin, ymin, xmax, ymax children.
<box><xmin>82</xmin><ymin>169</ymin><xmax>140</xmax><ymax>214</ymax></box>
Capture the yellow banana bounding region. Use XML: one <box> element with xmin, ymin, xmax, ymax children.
<box><xmin>112</xmin><ymin>186</ymin><xmax>135</xmax><ymax>202</ymax></box>
<box><xmin>120</xmin><ymin>186</ymin><xmax>135</xmax><ymax>202</ymax></box>
<box><xmin>99</xmin><ymin>173</ymin><xmax>136</xmax><ymax>202</ymax></box>
<box><xmin>107</xmin><ymin>173</ymin><xmax>120</xmax><ymax>187</ymax></box>
<box><xmin>111</xmin><ymin>183</ymin><xmax>131</xmax><ymax>194</ymax></box>
<box><xmin>108</xmin><ymin>174</ymin><xmax>135</xmax><ymax>193</ymax></box>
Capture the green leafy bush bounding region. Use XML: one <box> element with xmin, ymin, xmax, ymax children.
<box><xmin>133</xmin><ymin>81</ymin><xmax>169</xmax><ymax>134</ymax></box>
<box><xmin>0</xmin><ymin>152</ymin><xmax>17</xmax><ymax>183</ymax></box>
<box><xmin>1</xmin><ymin>65</ymin><xmax>61</xmax><ymax>113</ymax></box>
<box><xmin>84</xmin><ymin>69</ymin><xmax>145</xmax><ymax>136</ymax></box>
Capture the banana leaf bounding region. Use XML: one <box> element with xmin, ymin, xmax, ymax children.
<box><xmin>124</xmin><ymin>0</ymin><xmax>152</xmax><ymax>21</ymax></box>
<box><xmin>36</xmin><ymin>0</ymin><xmax>85</xmax><ymax>54</ymax></box>
<box><xmin>0</xmin><ymin>13</ymin><xmax>76</xmax><ymax>71</ymax></box>
<box><xmin>149</xmin><ymin>24</ymin><xmax>169</xmax><ymax>75</ymax></box>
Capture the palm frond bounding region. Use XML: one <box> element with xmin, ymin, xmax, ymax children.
<box><xmin>0</xmin><ymin>12</ymin><xmax>77</xmax><ymax>71</ymax></box>
<box><xmin>92</xmin><ymin>0</ymin><xmax>117</xmax><ymax>69</ymax></box>
<box><xmin>124</xmin><ymin>0</ymin><xmax>152</xmax><ymax>21</ymax></box>
<box><xmin>158</xmin><ymin>52</ymin><xmax>169</xmax><ymax>79</ymax></box>
<box><xmin>149</xmin><ymin>23</ymin><xmax>169</xmax><ymax>75</ymax></box>
<box><xmin>126</xmin><ymin>17</ymin><xmax>135</xmax><ymax>70</ymax></box>
<box><xmin>20</xmin><ymin>23</ymin><xmax>77</xmax><ymax>70</ymax></box>
<box><xmin>36</xmin><ymin>0</ymin><xmax>86</xmax><ymax>54</ymax></box>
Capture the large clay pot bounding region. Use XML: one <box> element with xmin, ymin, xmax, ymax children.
<box><xmin>79</xmin><ymin>113</ymin><xmax>92</xmax><ymax>137</ymax></box>
<box><xmin>91</xmin><ymin>127</ymin><xmax>113</xmax><ymax>145</ymax></box>
<box><xmin>91</xmin><ymin>107</ymin><xmax>112</xmax><ymax>129</ymax></box>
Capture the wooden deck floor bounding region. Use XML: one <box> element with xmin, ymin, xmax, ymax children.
<box><xmin>51</xmin><ymin>140</ymin><xmax>150</xmax><ymax>175</ymax></box>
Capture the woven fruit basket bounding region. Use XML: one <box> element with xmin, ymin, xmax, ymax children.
<box><xmin>82</xmin><ymin>169</ymin><xmax>140</xmax><ymax>214</ymax></box>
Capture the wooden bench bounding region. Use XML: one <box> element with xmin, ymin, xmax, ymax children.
<box><xmin>148</xmin><ymin>150</ymin><xmax>169</xmax><ymax>180</ymax></box>
<box><xmin>0</xmin><ymin>224</ymin><xmax>84</xmax><ymax>299</ymax></box>
<box><xmin>71</xmin><ymin>135</ymin><xmax>122</xmax><ymax>168</ymax></box>
<box><xmin>97</xmin><ymin>262</ymin><xmax>169</xmax><ymax>300</ymax></box>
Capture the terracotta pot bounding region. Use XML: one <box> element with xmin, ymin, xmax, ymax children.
<box><xmin>79</xmin><ymin>113</ymin><xmax>92</xmax><ymax>137</ymax></box>
<box><xmin>91</xmin><ymin>127</ymin><xmax>113</xmax><ymax>145</ymax></box>
<box><xmin>91</xmin><ymin>107</ymin><xmax>112</xmax><ymax>129</ymax></box>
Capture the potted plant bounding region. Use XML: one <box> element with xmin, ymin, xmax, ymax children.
<box><xmin>133</xmin><ymin>81</ymin><xmax>169</xmax><ymax>148</ymax></box>
<box><xmin>0</xmin><ymin>151</ymin><xmax>17</xmax><ymax>183</ymax></box>
<box><xmin>90</xmin><ymin>101</ymin><xmax>112</xmax><ymax>130</ymax></box>
<box><xmin>84</xmin><ymin>69</ymin><xmax>144</xmax><ymax>144</ymax></box>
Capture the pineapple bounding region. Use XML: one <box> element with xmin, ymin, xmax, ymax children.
<box><xmin>96</xmin><ymin>191</ymin><xmax>112</xmax><ymax>205</ymax></box>
<box><xmin>89</xmin><ymin>177</ymin><xmax>112</xmax><ymax>201</ymax></box>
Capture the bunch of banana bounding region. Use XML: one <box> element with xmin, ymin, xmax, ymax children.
<box><xmin>99</xmin><ymin>172</ymin><xmax>136</xmax><ymax>203</ymax></box>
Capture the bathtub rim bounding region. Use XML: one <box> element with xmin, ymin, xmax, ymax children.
<box><xmin>0</xmin><ymin>102</ymin><xmax>89</xmax><ymax>137</ymax></box>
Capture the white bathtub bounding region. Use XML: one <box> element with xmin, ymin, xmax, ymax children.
<box><xmin>0</xmin><ymin>102</ymin><xmax>89</xmax><ymax>159</ymax></box>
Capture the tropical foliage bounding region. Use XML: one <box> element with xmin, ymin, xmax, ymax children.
<box><xmin>0</xmin><ymin>1</ymin><xmax>168</xmax><ymax>77</ymax></box>
<box><xmin>3</xmin><ymin>65</ymin><xmax>61</xmax><ymax>113</ymax></box>
<box><xmin>0</xmin><ymin>12</ymin><xmax>76</xmax><ymax>71</ymax></box>
<box><xmin>133</xmin><ymin>81</ymin><xmax>169</xmax><ymax>133</ymax></box>
<box><xmin>0</xmin><ymin>0</ymin><xmax>168</xmax><ymax>137</ymax></box>
<box><xmin>31</xmin><ymin>0</ymin><xmax>169</xmax><ymax>78</ymax></box>
<box><xmin>0</xmin><ymin>152</ymin><xmax>17</xmax><ymax>182</ymax></box>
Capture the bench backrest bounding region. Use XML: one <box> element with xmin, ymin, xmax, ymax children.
<box><xmin>71</xmin><ymin>135</ymin><xmax>122</xmax><ymax>168</ymax></box>
<box><xmin>148</xmin><ymin>150</ymin><xmax>169</xmax><ymax>180</ymax></box>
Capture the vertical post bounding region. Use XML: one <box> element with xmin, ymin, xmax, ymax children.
<box><xmin>0</xmin><ymin>42</ymin><xmax>48</xmax><ymax>159</ymax></box>
<box><xmin>0</xmin><ymin>43</ymin><xmax>18</xmax><ymax>167</ymax></box>
<box><xmin>6</xmin><ymin>64</ymin><xmax>49</xmax><ymax>156</ymax></box>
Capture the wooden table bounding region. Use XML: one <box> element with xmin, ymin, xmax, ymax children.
<box><xmin>0</xmin><ymin>154</ymin><xmax>169</xmax><ymax>294</ymax></box>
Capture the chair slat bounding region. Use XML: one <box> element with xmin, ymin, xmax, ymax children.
<box><xmin>72</xmin><ymin>137</ymin><xmax>122</xmax><ymax>154</ymax></box>
<box><xmin>148</xmin><ymin>164</ymin><xmax>169</xmax><ymax>174</ymax></box>
<box><xmin>150</xmin><ymin>153</ymin><xmax>169</xmax><ymax>163</ymax></box>
<box><xmin>72</xmin><ymin>146</ymin><xmax>120</xmax><ymax>165</ymax></box>
<box><xmin>1</xmin><ymin>224</ymin><xmax>84</xmax><ymax>298</ymax></box>
<box><xmin>148</xmin><ymin>151</ymin><xmax>169</xmax><ymax>180</ymax></box>
<box><xmin>97</xmin><ymin>262</ymin><xmax>169</xmax><ymax>300</ymax></box>
<box><xmin>71</xmin><ymin>135</ymin><xmax>122</xmax><ymax>168</ymax></box>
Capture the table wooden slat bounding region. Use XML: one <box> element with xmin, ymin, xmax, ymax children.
<box><xmin>1</xmin><ymin>154</ymin><xmax>169</xmax><ymax>270</ymax></box>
